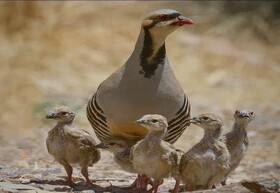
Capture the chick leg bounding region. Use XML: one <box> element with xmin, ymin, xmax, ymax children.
<box><xmin>206</xmin><ymin>176</ymin><xmax>216</xmax><ymax>189</ymax></box>
<box><xmin>138</xmin><ymin>174</ymin><xmax>152</xmax><ymax>189</ymax></box>
<box><xmin>81</xmin><ymin>165</ymin><xmax>93</xmax><ymax>186</ymax></box>
<box><xmin>148</xmin><ymin>183</ymin><xmax>158</xmax><ymax>193</ymax></box>
<box><xmin>171</xmin><ymin>178</ymin><xmax>180</xmax><ymax>193</ymax></box>
<box><xmin>61</xmin><ymin>162</ymin><xmax>75</xmax><ymax>187</ymax></box>
<box><xmin>121</xmin><ymin>174</ymin><xmax>152</xmax><ymax>191</ymax></box>
<box><xmin>148</xmin><ymin>179</ymin><xmax>163</xmax><ymax>193</ymax></box>
<box><xmin>221</xmin><ymin>179</ymin><xmax>226</xmax><ymax>186</ymax></box>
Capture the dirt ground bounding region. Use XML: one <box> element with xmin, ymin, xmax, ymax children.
<box><xmin>0</xmin><ymin>2</ymin><xmax>279</xmax><ymax>193</ymax></box>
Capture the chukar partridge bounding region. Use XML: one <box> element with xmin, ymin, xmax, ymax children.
<box><xmin>46</xmin><ymin>106</ymin><xmax>100</xmax><ymax>187</ymax></box>
<box><xmin>220</xmin><ymin>109</ymin><xmax>254</xmax><ymax>185</ymax></box>
<box><xmin>179</xmin><ymin>113</ymin><xmax>230</xmax><ymax>191</ymax></box>
<box><xmin>87</xmin><ymin>9</ymin><xmax>193</xmax><ymax>145</ymax></box>
<box><xmin>131</xmin><ymin>114</ymin><xmax>181</xmax><ymax>193</ymax></box>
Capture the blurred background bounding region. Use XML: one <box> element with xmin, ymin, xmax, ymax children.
<box><xmin>0</xmin><ymin>1</ymin><xmax>279</xmax><ymax>183</ymax></box>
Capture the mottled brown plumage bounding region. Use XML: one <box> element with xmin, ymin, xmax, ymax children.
<box><xmin>95</xmin><ymin>137</ymin><xmax>153</xmax><ymax>190</ymax></box>
<box><xmin>96</xmin><ymin>137</ymin><xmax>134</xmax><ymax>173</ymax></box>
<box><xmin>179</xmin><ymin>113</ymin><xmax>230</xmax><ymax>191</ymax></box>
<box><xmin>220</xmin><ymin>110</ymin><xmax>254</xmax><ymax>185</ymax></box>
<box><xmin>46</xmin><ymin>106</ymin><xmax>100</xmax><ymax>187</ymax></box>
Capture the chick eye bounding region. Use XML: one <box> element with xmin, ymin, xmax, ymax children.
<box><xmin>109</xmin><ymin>142</ymin><xmax>116</xmax><ymax>146</ymax></box>
<box><xmin>61</xmin><ymin>112</ymin><xmax>68</xmax><ymax>115</ymax></box>
<box><xmin>235</xmin><ymin>110</ymin><xmax>240</xmax><ymax>115</ymax></box>
<box><xmin>249</xmin><ymin>111</ymin><xmax>254</xmax><ymax>116</ymax></box>
<box><xmin>151</xmin><ymin>119</ymin><xmax>158</xmax><ymax>123</ymax></box>
<box><xmin>201</xmin><ymin>116</ymin><xmax>209</xmax><ymax>121</ymax></box>
<box><xmin>158</xmin><ymin>15</ymin><xmax>171</xmax><ymax>21</ymax></box>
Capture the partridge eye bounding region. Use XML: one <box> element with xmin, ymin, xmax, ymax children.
<box><xmin>151</xmin><ymin>119</ymin><xmax>158</xmax><ymax>123</ymax></box>
<box><xmin>159</xmin><ymin>15</ymin><xmax>170</xmax><ymax>21</ymax></box>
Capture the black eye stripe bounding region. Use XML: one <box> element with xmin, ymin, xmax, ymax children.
<box><xmin>157</xmin><ymin>13</ymin><xmax>180</xmax><ymax>21</ymax></box>
<box><xmin>158</xmin><ymin>15</ymin><xmax>170</xmax><ymax>21</ymax></box>
<box><xmin>170</xmin><ymin>12</ymin><xmax>180</xmax><ymax>18</ymax></box>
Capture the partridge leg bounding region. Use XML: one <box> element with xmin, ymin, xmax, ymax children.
<box><xmin>221</xmin><ymin>179</ymin><xmax>226</xmax><ymax>186</ymax></box>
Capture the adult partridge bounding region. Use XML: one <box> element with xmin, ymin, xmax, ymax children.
<box><xmin>87</xmin><ymin>9</ymin><xmax>193</xmax><ymax>145</ymax></box>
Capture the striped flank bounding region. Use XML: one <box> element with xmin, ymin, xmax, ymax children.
<box><xmin>86</xmin><ymin>93</ymin><xmax>111</xmax><ymax>141</ymax></box>
<box><xmin>87</xmin><ymin>92</ymin><xmax>190</xmax><ymax>144</ymax></box>
<box><xmin>163</xmin><ymin>95</ymin><xmax>191</xmax><ymax>144</ymax></box>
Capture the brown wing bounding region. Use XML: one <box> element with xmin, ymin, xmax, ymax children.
<box><xmin>64</xmin><ymin>126</ymin><xmax>96</xmax><ymax>151</ymax></box>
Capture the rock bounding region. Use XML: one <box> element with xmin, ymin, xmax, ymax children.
<box><xmin>0</xmin><ymin>164</ymin><xmax>5</xmax><ymax>170</ymax></box>
<box><xmin>180</xmin><ymin>177</ymin><xmax>279</xmax><ymax>193</ymax></box>
<box><xmin>79</xmin><ymin>190</ymin><xmax>96</xmax><ymax>193</ymax></box>
<box><xmin>241</xmin><ymin>177</ymin><xmax>280</xmax><ymax>193</ymax></box>
<box><xmin>24</xmin><ymin>190</ymin><xmax>54</xmax><ymax>193</ymax></box>
<box><xmin>0</xmin><ymin>182</ymin><xmax>39</xmax><ymax>190</ymax></box>
<box><xmin>187</xmin><ymin>183</ymin><xmax>250</xmax><ymax>193</ymax></box>
<box><xmin>252</xmin><ymin>162</ymin><xmax>280</xmax><ymax>173</ymax></box>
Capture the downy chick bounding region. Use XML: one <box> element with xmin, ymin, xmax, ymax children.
<box><xmin>131</xmin><ymin>114</ymin><xmax>181</xmax><ymax>193</ymax></box>
<box><xmin>46</xmin><ymin>106</ymin><xmax>100</xmax><ymax>187</ymax></box>
<box><xmin>179</xmin><ymin>113</ymin><xmax>230</xmax><ymax>191</ymax></box>
<box><xmin>220</xmin><ymin>109</ymin><xmax>254</xmax><ymax>185</ymax></box>
<box><xmin>95</xmin><ymin>137</ymin><xmax>146</xmax><ymax>189</ymax></box>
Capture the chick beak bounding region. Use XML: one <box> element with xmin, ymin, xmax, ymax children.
<box><xmin>188</xmin><ymin>116</ymin><xmax>201</xmax><ymax>124</ymax></box>
<box><xmin>172</xmin><ymin>15</ymin><xmax>194</xmax><ymax>26</ymax></box>
<box><xmin>135</xmin><ymin>119</ymin><xmax>146</xmax><ymax>124</ymax></box>
<box><xmin>46</xmin><ymin>112</ymin><xmax>57</xmax><ymax>119</ymax></box>
<box><xmin>238</xmin><ymin>112</ymin><xmax>250</xmax><ymax>119</ymax></box>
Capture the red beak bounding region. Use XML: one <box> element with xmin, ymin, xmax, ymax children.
<box><xmin>172</xmin><ymin>15</ymin><xmax>194</xmax><ymax>26</ymax></box>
